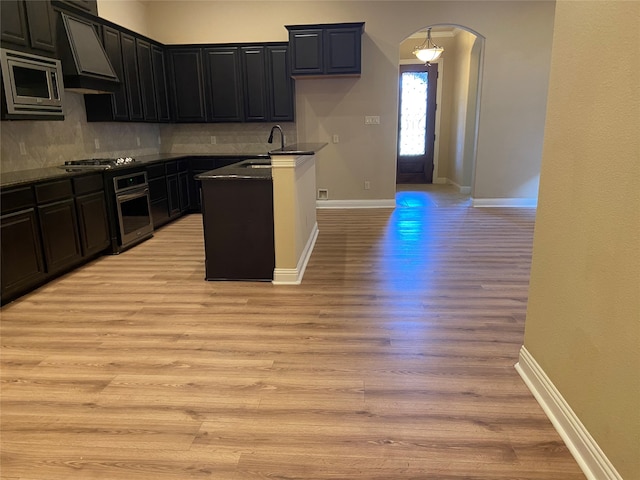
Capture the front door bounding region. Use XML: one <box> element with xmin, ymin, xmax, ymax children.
<box><xmin>396</xmin><ymin>63</ymin><xmax>438</xmax><ymax>183</ymax></box>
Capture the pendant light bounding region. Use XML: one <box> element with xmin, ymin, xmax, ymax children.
<box><xmin>413</xmin><ymin>27</ymin><xmax>444</xmax><ymax>64</ymax></box>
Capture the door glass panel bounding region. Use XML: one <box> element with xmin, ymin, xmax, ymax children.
<box><xmin>399</xmin><ymin>71</ymin><xmax>428</xmax><ymax>156</ymax></box>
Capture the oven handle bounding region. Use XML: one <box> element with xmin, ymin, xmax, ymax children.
<box><xmin>117</xmin><ymin>188</ymin><xmax>149</xmax><ymax>202</ymax></box>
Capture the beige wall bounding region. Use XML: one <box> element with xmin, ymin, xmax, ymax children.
<box><xmin>524</xmin><ymin>1</ymin><xmax>640</xmax><ymax>478</ymax></box>
<box><xmin>97</xmin><ymin>0</ymin><xmax>151</xmax><ymax>37</ymax></box>
<box><xmin>144</xmin><ymin>1</ymin><xmax>555</xmax><ymax>201</ymax></box>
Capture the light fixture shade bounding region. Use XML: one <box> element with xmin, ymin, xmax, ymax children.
<box><xmin>413</xmin><ymin>27</ymin><xmax>444</xmax><ymax>64</ymax></box>
<box><xmin>413</xmin><ymin>47</ymin><xmax>444</xmax><ymax>63</ymax></box>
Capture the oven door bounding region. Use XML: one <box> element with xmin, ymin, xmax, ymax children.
<box><xmin>115</xmin><ymin>187</ymin><xmax>153</xmax><ymax>247</ymax></box>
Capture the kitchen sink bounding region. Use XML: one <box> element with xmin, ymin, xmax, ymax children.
<box><xmin>238</xmin><ymin>160</ymin><xmax>271</xmax><ymax>168</ymax></box>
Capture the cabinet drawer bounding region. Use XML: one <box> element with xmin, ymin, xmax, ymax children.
<box><xmin>35</xmin><ymin>179</ymin><xmax>73</xmax><ymax>204</ymax></box>
<box><xmin>146</xmin><ymin>164</ymin><xmax>165</xmax><ymax>179</ymax></box>
<box><xmin>1</xmin><ymin>186</ymin><xmax>35</xmax><ymax>214</ymax></box>
<box><xmin>165</xmin><ymin>161</ymin><xmax>178</xmax><ymax>175</ymax></box>
<box><xmin>73</xmin><ymin>174</ymin><xmax>104</xmax><ymax>196</ymax></box>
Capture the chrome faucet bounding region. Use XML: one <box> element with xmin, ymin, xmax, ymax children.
<box><xmin>267</xmin><ymin>125</ymin><xmax>285</xmax><ymax>150</ymax></box>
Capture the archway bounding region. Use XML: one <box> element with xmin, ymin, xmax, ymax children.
<box><xmin>397</xmin><ymin>25</ymin><xmax>484</xmax><ymax>196</ymax></box>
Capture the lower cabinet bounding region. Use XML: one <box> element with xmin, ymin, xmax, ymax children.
<box><xmin>38</xmin><ymin>198</ymin><xmax>83</xmax><ymax>274</ymax></box>
<box><xmin>0</xmin><ymin>174</ymin><xmax>110</xmax><ymax>304</ymax></box>
<box><xmin>147</xmin><ymin>163</ymin><xmax>170</xmax><ymax>229</ymax></box>
<box><xmin>0</xmin><ymin>208</ymin><xmax>46</xmax><ymax>302</ymax></box>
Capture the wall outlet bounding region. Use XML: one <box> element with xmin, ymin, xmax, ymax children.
<box><xmin>19</xmin><ymin>142</ymin><xmax>27</xmax><ymax>155</ymax></box>
<box><xmin>136</xmin><ymin>136</ymin><xmax>141</xmax><ymax>146</ymax></box>
<box><xmin>317</xmin><ymin>189</ymin><xmax>329</xmax><ymax>200</ymax></box>
<box><xmin>332</xmin><ymin>134</ymin><xmax>339</xmax><ymax>144</ymax></box>
<box><xmin>365</xmin><ymin>116</ymin><xmax>380</xmax><ymax>125</ymax></box>
<box><xmin>94</xmin><ymin>138</ymin><xmax>100</xmax><ymax>150</ymax></box>
<box><xmin>210</xmin><ymin>135</ymin><xmax>217</xmax><ymax>144</ymax></box>
<box><xmin>364</xmin><ymin>181</ymin><xmax>370</xmax><ymax>190</ymax></box>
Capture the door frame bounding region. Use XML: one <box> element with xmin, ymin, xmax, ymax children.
<box><xmin>398</xmin><ymin>57</ymin><xmax>444</xmax><ymax>184</ymax></box>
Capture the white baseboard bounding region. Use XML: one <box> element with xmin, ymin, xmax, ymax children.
<box><xmin>434</xmin><ymin>177</ymin><xmax>448</xmax><ymax>185</ymax></box>
<box><xmin>445</xmin><ymin>178</ymin><xmax>472</xmax><ymax>194</ymax></box>
<box><xmin>515</xmin><ymin>346</ymin><xmax>623</xmax><ymax>480</ymax></box>
<box><xmin>316</xmin><ymin>199</ymin><xmax>396</xmax><ymax>209</ymax></box>
<box><xmin>473</xmin><ymin>197</ymin><xmax>537</xmax><ymax>208</ymax></box>
<box><xmin>272</xmin><ymin>222</ymin><xmax>319</xmax><ymax>285</ymax></box>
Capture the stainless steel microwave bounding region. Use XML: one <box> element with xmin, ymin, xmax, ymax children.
<box><xmin>0</xmin><ymin>48</ymin><xmax>65</xmax><ymax>118</ymax></box>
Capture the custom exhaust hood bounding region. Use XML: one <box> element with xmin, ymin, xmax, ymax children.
<box><xmin>57</xmin><ymin>12</ymin><xmax>120</xmax><ymax>93</ymax></box>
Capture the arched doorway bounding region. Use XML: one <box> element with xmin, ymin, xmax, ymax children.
<box><xmin>397</xmin><ymin>25</ymin><xmax>484</xmax><ymax>196</ymax></box>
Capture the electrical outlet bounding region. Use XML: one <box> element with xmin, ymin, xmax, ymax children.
<box><xmin>94</xmin><ymin>138</ymin><xmax>100</xmax><ymax>150</ymax></box>
<box><xmin>210</xmin><ymin>135</ymin><xmax>217</xmax><ymax>144</ymax></box>
<box><xmin>364</xmin><ymin>181</ymin><xmax>370</xmax><ymax>190</ymax></box>
<box><xmin>365</xmin><ymin>116</ymin><xmax>380</xmax><ymax>125</ymax></box>
<box><xmin>332</xmin><ymin>134</ymin><xmax>339</xmax><ymax>144</ymax></box>
<box><xmin>19</xmin><ymin>142</ymin><xmax>27</xmax><ymax>155</ymax></box>
<box><xmin>317</xmin><ymin>189</ymin><xmax>329</xmax><ymax>200</ymax></box>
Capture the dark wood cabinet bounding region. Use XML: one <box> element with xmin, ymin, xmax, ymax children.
<box><xmin>147</xmin><ymin>163</ymin><xmax>170</xmax><ymax>228</ymax></box>
<box><xmin>168</xmin><ymin>48</ymin><xmax>207</xmax><ymax>122</ymax></box>
<box><xmin>121</xmin><ymin>32</ymin><xmax>143</xmax><ymax>121</ymax></box>
<box><xmin>1</xmin><ymin>208</ymin><xmax>46</xmax><ymax>303</ymax></box>
<box><xmin>54</xmin><ymin>0</ymin><xmax>98</xmax><ymax>16</ymax></box>
<box><xmin>151</xmin><ymin>45</ymin><xmax>170</xmax><ymax>122</ymax></box>
<box><xmin>1</xmin><ymin>0</ymin><xmax>56</xmax><ymax>56</ymax></box>
<box><xmin>38</xmin><ymin>198</ymin><xmax>82</xmax><ymax>274</ymax></box>
<box><xmin>73</xmin><ymin>174</ymin><xmax>110</xmax><ymax>257</ymax></box>
<box><xmin>136</xmin><ymin>38</ymin><xmax>157</xmax><ymax>122</ymax></box>
<box><xmin>240</xmin><ymin>45</ymin><xmax>267</xmax><ymax>121</ymax></box>
<box><xmin>204</xmin><ymin>46</ymin><xmax>243</xmax><ymax>122</ymax></box>
<box><xmin>286</xmin><ymin>22</ymin><xmax>364</xmax><ymax>76</ymax></box>
<box><xmin>266</xmin><ymin>44</ymin><xmax>294</xmax><ymax>122</ymax></box>
<box><xmin>84</xmin><ymin>25</ymin><xmax>129</xmax><ymax>121</ymax></box>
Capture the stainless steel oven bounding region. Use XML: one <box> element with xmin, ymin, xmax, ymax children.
<box><xmin>113</xmin><ymin>171</ymin><xmax>153</xmax><ymax>249</ymax></box>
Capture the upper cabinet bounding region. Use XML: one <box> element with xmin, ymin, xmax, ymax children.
<box><xmin>168</xmin><ymin>42</ymin><xmax>294</xmax><ymax>124</ymax></box>
<box><xmin>286</xmin><ymin>22</ymin><xmax>364</xmax><ymax>77</ymax></box>
<box><xmin>1</xmin><ymin>0</ymin><xmax>56</xmax><ymax>56</ymax></box>
<box><xmin>53</xmin><ymin>0</ymin><xmax>98</xmax><ymax>16</ymax></box>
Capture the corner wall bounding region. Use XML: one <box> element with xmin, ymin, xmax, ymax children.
<box><xmin>523</xmin><ymin>1</ymin><xmax>640</xmax><ymax>478</ymax></box>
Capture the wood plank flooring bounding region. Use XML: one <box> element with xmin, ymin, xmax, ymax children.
<box><xmin>0</xmin><ymin>186</ymin><xmax>585</xmax><ymax>479</ymax></box>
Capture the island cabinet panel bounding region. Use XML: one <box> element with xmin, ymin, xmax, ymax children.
<box><xmin>1</xmin><ymin>0</ymin><xmax>56</xmax><ymax>56</ymax></box>
<box><xmin>136</xmin><ymin>39</ymin><xmax>157</xmax><ymax>122</ymax></box>
<box><xmin>151</xmin><ymin>45</ymin><xmax>170</xmax><ymax>122</ymax></box>
<box><xmin>121</xmin><ymin>32</ymin><xmax>143</xmax><ymax>121</ymax></box>
<box><xmin>266</xmin><ymin>44</ymin><xmax>294</xmax><ymax>122</ymax></box>
<box><xmin>204</xmin><ymin>46</ymin><xmax>244</xmax><ymax>122</ymax></box>
<box><xmin>167</xmin><ymin>47</ymin><xmax>207</xmax><ymax>122</ymax></box>
<box><xmin>287</xmin><ymin>22</ymin><xmax>364</xmax><ymax>76</ymax></box>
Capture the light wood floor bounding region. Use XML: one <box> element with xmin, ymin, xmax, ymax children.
<box><xmin>0</xmin><ymin>186</ymin><xmax>585</xmax><ymax>479</ymax></box>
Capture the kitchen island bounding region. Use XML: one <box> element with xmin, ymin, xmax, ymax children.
<box><xmin>197</xmin><ymin>143</ymin><xmax>326</xmax><ymax>284</ymax></box>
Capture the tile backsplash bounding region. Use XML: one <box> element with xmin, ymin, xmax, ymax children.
<box><xmin>1</xmin><ymin>92</ymin><xmax>297</xmax><ymax>174</ymax></box>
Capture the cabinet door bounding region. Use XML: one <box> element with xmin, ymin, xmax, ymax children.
<box><xmin>103</xmin><ymin>25</ymin><xmax>128</xmax><ymax>119</ymax></box>
<box><xmin>166</xmin><ymin>174</ymin><xmax>180</xmax><ymax>217</ymax></box>
<box><xmin>56</xmin><ymin>0</ymin><xmax>98</xmax><ymax>15</ymax></box>
<box><xmin>38</xmin><ymin>199</ymin><xmax>82</xmax><ymax>274</ymax></box>
<box><xmin>136</xmin><ymin>39</ymin><xmax>157</xmax><ymax>122</ymax></box>
<box><xmin>1</xmin><ymin>0</ymin><xmax>28</xmax><ymax>48</ymax></box>
<box><xmin>151</xmin><ymin>45</ymin><xmax>170</xmax><ymax>122</ymax></box>
<box><xmin>240</xmin><ymin>46</ymin><xmax>267</xmax><ymax>121</ymax></box>
<box><xmin>168</xmin><ymin>48</ymin><xmax>207</xmax><ymax>122</ymax></box>
<box><xmin>266</xmin><ymin>44</ymin><xmax>294</xmax><ymax>122</ymax></box>
<box><xmin>24</xmin><ymin>0</ymin><xmax>56</xmax><ymax>53</ymax></box>
<box><xmin>75</xmin><ymin>191</ymin><xmax>110</xmax><ymax>257</ymax></box>
<box><xmin>288</xmin><ymin>29</ymin><xmax>323</xmax><ymax>75</ymax></box>
<box><xmin>324</xmin><ymin>26</ymin><xmax>362</xmax><ymax>75</ymax></box>
<box><xmin>204</xmin><ymin>46</ymin><xmax>243</xmax><ymax>122</ymax></box>
<box><xmin>1</xmin><ymin>208</ymin><xmax>45</xmax><ymax>302</ymax></box>
<box><xmin>121</xmin><ymin>32</ymin><xmax>143</xmax><ymax>121</ymax></box>
<box><xmin>178</xmin><ymin>171</ymin><xmax>190</xmax><ymax>212</ymax></box>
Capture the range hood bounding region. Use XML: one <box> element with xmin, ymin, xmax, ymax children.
<box><xmin>56</xmin><ymin>13</ymin><xmax>120</xmax><ymax>94</ymax></box>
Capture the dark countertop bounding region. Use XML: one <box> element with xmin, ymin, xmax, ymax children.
<box><xmin>268</xmin><ymin>142</ymin><xmax>328</xmax><ymax>155</ymax></box>
<box><xmin>196</xmin><ymin>159</ymin><xmax>272</xmax><ymax>181</ymax></box>
<box><xmin>0</xmin><ymin>152</ymin><xmax>270</xmax><ymax>188</ymax></box>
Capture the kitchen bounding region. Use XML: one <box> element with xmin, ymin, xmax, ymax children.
<box><xmin>4</xmin><ymin>1</ymin><xmax>630</xmax><ymax>479</ymax></box>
